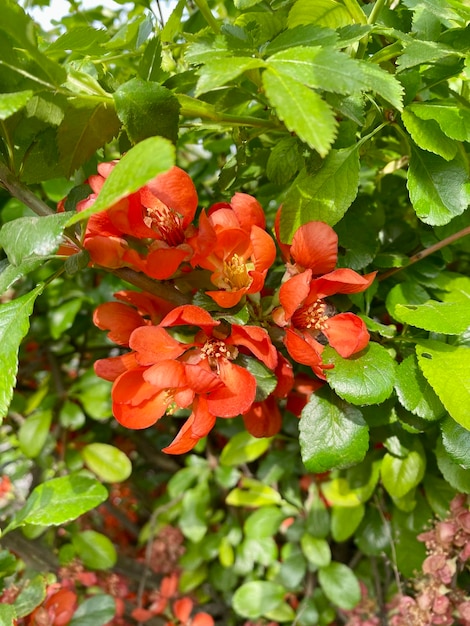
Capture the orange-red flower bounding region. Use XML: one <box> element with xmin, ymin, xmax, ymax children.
<box><xmin>99</xmin><ymin>305</ymin><xmax>277</xmax><ymax>454</ymax></box>
<box><xmin>65</xmin><ymin>163</ymin><xmax>199</xmax><ymax>278</ymax></box>
<box><xmin>191</xmin><ymin>193</ymin><xmax>276</xmax><ymax>307</ymax></box>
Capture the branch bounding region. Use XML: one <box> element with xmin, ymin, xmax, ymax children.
<box><xmin>112</xmin><ymin>268</ymin><xmax>191</xmax><ymax>306</ymax></box>
<box><xmin>0</xmin><ymin>162</ymin><xmax>54</xmax><ymax>216</ymax></box>
<box><xmin>378</xmin><ymin>225</ymin><xmax>470</xmax><ymax>281</ymax></box>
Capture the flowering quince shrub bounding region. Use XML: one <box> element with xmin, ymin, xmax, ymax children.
<box><xmin>1</xmin><ymin>0</ymin><xmax>470</xmax><ymax>625</ymax></box>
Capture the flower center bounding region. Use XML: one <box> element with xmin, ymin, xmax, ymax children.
<box><xmin>200</xmin><ymin>338</ymin><xmax>239</xmax><ymax>371</ymax></box>
<box><xmin>292</xmin><ymin>299</ymin><xmax>330</xmax><ymax>332</ymax></box>
<box><xmin>222</xmin><ymin>254</ymin><xmax>251</xmax><ymax>291</ymax></box>
<box><xmin>144</xmin><ymin>205</ymin><xmax>185</xmax><ymax>247</ymax></box>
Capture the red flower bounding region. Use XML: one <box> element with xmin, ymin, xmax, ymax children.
<box><xmin>101</xmin><ymin>305</ymin><xmax>277</xmax><ymax>454</ymax></box>
<box><xmin>191</xmin><ymin>194</ymin><xmax>276</xmax><ymax>307</ymax></box>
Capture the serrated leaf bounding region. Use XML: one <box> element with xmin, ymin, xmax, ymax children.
<box><xmin>0</xmin><ymin>90</ymin><xmax>33</xmax><ymax>119</ymax></box>
<box><xmin>280</xmin><ymin>146</ymin><xmax>360</xmax><ymax>241</ymax></box>
<box><xmin>0</xmin><ymin>213</ymin><xmax>71</xmax><ymax>266</ymax></box>
<box><xmin>402</xmin><ymin>108</ymin><xmax>458</xmax><ymax>160</ymax></box>
<box><xmin>395</xmin><ymin>355</ymin><xmax>445</xmax><ymax>420</ymax></box>
<box><xmin>299</xmin><ymin>387</ymin><xmax>369</xmax><ymax>473</ymax></box>
<box><xmin>440</xmin><ymin>416</ymin><xmax>470</xmax><ymax>469</ymax></box>
<box><xmin>397</xmin><ymin>40</ymin><xmax>461</xmax><ymax>71</ymax></box>
<box><xmin>318</xmin><ymin>562</ymin><xmax>361</xmax><ymax>610</ymax></box>
<box><xmin>57</xmin><ymin>101</ymin><xmax>121</xmax><ymax>177</ymax></box>
<box><xmin>407</xmin><ymin>145</ymin><xmax>470</xmax><ymax>226</ymax></box>
<box><xmin>66</xmin><ymin>136</ymin><xmax>175</xmax><ymax>225</ymax></box>
<box><xmin>114</xmin><ymin>78</ymin><xmax>180</xmax><ymax>144</ymax></box>
<box><xmin>81</xmin><ymin>443</ymin><xmax>132</xmax><ymax>483</ymax></box>
<box><xmin>406</xmin><ymin>102</ymin><xmax>470</xmax><ymax>142</ymax></box>
<box><xmin>220</xmin><ymin>430</ymin><xmax>272</xmax><ymax>466</ymax></box>
<box><xmin>263</xmin><ymin>68</ymin><xmax>337</xmax><ymax>157</ymax></box>
<box><xmin>416</xmin><ymin>340</ymin><xmax>470</xmax><ymax>429</ymax></box>
<box><xmin>358</xmin><ymin>61</ymin><xmax>404</xmax><ymax>110</ymax></box>
<box><xmin>69</xmin><ymin>594</ymin><xmax>116</xmax><ymax>626</ymax></box>
<box><xmin>381</xmin><ymin>441</ymin><xmax>426</xmax><ymax>498</ymax></box>
<box><xmin>267</xmin><ymin>46</ymin><xmax>366</xmax><ymax>95</ymax></box>
<box><xmin>72</xmin><ymin>530</ymin><xmax>117</xmax><ymax>570</ymax></box>
<box><xmin>4</xmin><ymin>474</ymin><xmax>108</xmax><ymax>533</ymax></box>
<box><xmin>395</xmin><ymin>299</ymin><xmax>470</xmax><ymax>334</ymax></box>
<box><xmin>266</xmin><ymin>136</ymin><xmax>304</xmax><ymax>185</ymax></box>
<box><xmin>232</xmin><ymin>581</ymin><xmax>285</xmax><ymax>619</ymax></box>
<box><xmin>195</xmin><ymin>57</ymin><xmax>265</xmax><ymax>96</ymax></box>
<box><xmin>265</xmin><ymin>24</ymin><xmax>338</xmax><ymax>55</ymax></box>
<box><xmin>323</xmin><ymin>343</ymin><xmax>396</xmax><ymax>405</ymax></box>
<box><xmin>288</xmin><ymin>0</ymin><xmax>352</xmax><ymax>29</ymax></box>
<box><xmin>0</xmin><ymin>285</ymin><xmax>43</xmax><ymax>421</ymax></box>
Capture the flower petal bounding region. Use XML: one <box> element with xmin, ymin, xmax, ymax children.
<box><xmin>145</xmin><ymin>244</ymin><xmax>192</xmax><ymax>279</ymax></box>
<box><xmin>323</xmin><ymin>312</ymin><xmax>370</xmax><ymax>357</ymax></box>
<box><xmin>290</xmin><ymin>221</ymin><xmax>338</xmax><ymax>274</ymax></box>
<box><xmin>230</xmin><ymin>192</ymin><xmax>266</xmax><ymax>230</ymax></box>
<box><xmin>145</xmin><ymin>166</ymin><xmax>198</xmax><ymax>226</ymax></box>
<box><xmin>229</xmin><ymin>324</ymin><xmax>278</xmax><ymax>371</ymax></box>
<box><xmin>93</xmin><ymin>302</ymin><xmax>146</xmax><ymax>346</ymax></box>
<box><xmin>284</xmin><ymin>329</ymin><xmax>328</xmax><ymax>379</ymax></box>
<box><xmin>94</xmin><ymin>353</ymin><xmax>138</xmax><ymax>382</ymax></box>
<box><xmin>279</xmin><ymin>270</ymin><xmax>312</xmax><ymax>321</ymax></box>
<box><xmin>243</xmin><ymin>396</ymin><xmax>282</xmax><ymax>438</ymax></box>
<box><xmin>207</xmin><ymin>361</ymin><xmax>256</xmax><ymax>417</ymax></box>
<box><xmin>143</xmin><ymin>360</ymin><xmax>188</xmax><ymax>390</ymax></box>
<box><xmin>312</xmin><ymin>269</ymin><xmax>377</xmax><ymax>298</ymax></box>
<box><xmin>159</xmin><ymin>305</ymin><xmax>219</xmax><ymax>333</ymax></box>
<box><xmin>130</xmin><ymin>326</ymin><xmax>187</xmax><ymax>364</ymax></box>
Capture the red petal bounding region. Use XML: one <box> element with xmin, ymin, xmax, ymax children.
<box><xmin>93</xmin><ymin>302</ymin><xmax>145</xmax><ymax>346</ymax></box>
<box><xmin>192</xmin><ymin>613</ymin><xmax>215</xmax><ymax>626</ymax></box>
<box><xmin>130</xmin><ymin>326</ymin><xmax>186</xmax><ymax>364</ymax></box>
<box><xmin>279</xmin><ymin>270</ymin><xmax>312</xmax><ymax>321</ymax></box>
<box><xmin>284</xmin><ymin>329</ymin><xmax>327</xmax><ymax>379</ymax></box>
<box><xmin>114</xmin><ymin>290</ymin><xmax>175</xmax><ymax>324</ymax></box>
<box><xmin>113</xmin><ymin>368</ymin><xmax>157</xmax><ymax>406</ymax></box>
<box><xmin>323</xmin><ymin>313</ymin><xmax>370</xmax><ymax>357</ymax></box>
<box><xmin>243</xmin><ymin>397</ymin><xmax>282</xmax><ymax>438</ymax></box>
<box><xmin>250</xmin><ymin>225</ymin><xmax>276</xmax><ymax>272</ymax></box>
<box><xmin>312</xmin><ymin>269</ymin><xmax>377</xmax><ymax>298</ymax></box>
<box><xmin>173</xmin><ymin>598</ymin><xmax>193</xmax><ymax>622</ymax></box>
<box><xmin>290</xmin><ymin>221</ymin><xmax>338</xmax><ymax>275</ymax></box>
<box><xmin>143</xmin><ymin>360</ymin><xmax>188</xmax><ymax>390</ymax></box>
<box><xmin>274</xmin><ymin>207</ymin><xmax>292</xmax><ymax>262</ymax></box>
<box><xmin>159</xmin><ymin>305</ymin><xmax>219</xmax><ymax>333</ymax></box>
<box><xmin>145</xmin><ymin>166</ymin><xmax>198</xmax><ymax>226</ymax></box>
<box><xmin>113</xmin><ymin>392</ymin><xmax>168</xmax><ymax>429</ymax></box>
<box><xmin>184</xmin><ymin>363</ymin><xmax>223</xmax><ymax>393</ymax></box>
<box><xmin>84</xmin><ymin>235</ymin><xmax>127</xmax><ymax>269</ymax></box>
<box><xmin>207</xmin><ymin>361</ymin><xmax>256</xmax><ymax>417</ymax></box>
<box><xmin>94</xmin><ymin>353</ymin><xmax>138</xmax><ymax>382</ymax></box>
<box><xmin>230</xmin><ymin>192</ymin><xmax>266</xmax><ymax>230</ymax></box>
<box><xmin>273</xmin><ymin>353</ymin><xmax>294</xmax><ymax>398</ymax></box>
<box><xmin>162</xmin><ymin>398</ymin><xmax>216</xmax><ymax>454</ymax></box>
<box><xmin>206</xmin><ymin>289</ymin><xmax>245</xmax><ymax>308</ymax></box>
<box><xmin>229</xmin><ymin>325</ymin><xmax>278</xmax><ymax>370</ymax></box>
<box><xmin>145</xmin><ymin>245</ymin><xmax>191</xmax><ymax>279</ymax></box>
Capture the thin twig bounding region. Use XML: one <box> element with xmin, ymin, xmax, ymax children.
<box><xmin>378</xmin><ymin>225</ymin><xmax>470</xmax><ymax>281</ymax></box>
<box><xmin>0</xmin><ymin>162</ymin><xmax>54</xmax><ymax>217</ymax></box>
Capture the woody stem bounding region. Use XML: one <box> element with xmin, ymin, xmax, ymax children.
<box><xmin>378</xmin><ymin>225</ymin><xmax>470</xmax><ymax>281</ymax></box>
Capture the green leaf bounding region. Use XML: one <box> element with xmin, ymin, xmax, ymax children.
<box><xmin>18</xmin><ymin>410</ymin><xmax>52</xmax><ymax>458</ymax></box>
<box><xmin>81</xmin><ymin>443</ymin><xmax>132</xmax><ymax>483</ymax></box>
<box><xmin>70</xmin><ymin>369</ymin><xmax>112</xmax><ymax>420</ymax></box>
<box><xmin>0</xmin><ymin>285</ymin><xmax>43</xmax><ymax>421</ymax></box>
<box><xmin>195</xmin><ymin>57</ymin><xmax>265</xmax><ymax>96</ymax></box>
<box><xmin>114</xmin><ymin>78</ymin><xmax>181</xmax><ymax>144</ymax></box>
<box><xmin>330</xmin><ymin>504</ymin><xmax>365</xmax><ymax>542</ymax></box>
<box><xmin>406</xmin><ymin>101</ymin><xmax>470</xmax><ymax>142</ymax></box>
<box><xmin>435</xmin><ymin>437</ymin><xmax>470</xmax><ymax>493</ymax></box>
<box><xmin>72</xmin><ymin>530</ymin><xmax>117</xmax><ymax>570</ymax></box>
<box><xmin>397</xmin><ymin>40</ymin><xmax>461</xmax><ymax>72</ymax></box>
<box><xmin>262</xmin><ymin>68</ymin><xmax>337</xmax><ymax>157</ymax></box>
<box><xmin>0</xmin><ymin>258</ymin><xmax>44</xmax><ymax>294</ymax></box>
<box><xmin>66</xmin><ymin>136</ymin><xmax>175</xmax><ymax>226</ymax></box>
<box><xmin>407</xmin><ymin>144</ymin><xmax>470</xmax><ymax>226</ymax></box>
<box><xmin>267</xmin><ymin>46</ymin><xmax>366</xmax><ymax>95</ymax></box>
<box><xmin>4</xmin><ymin>474</ymin><xmax>108</xmax><ymax>533</ymax></box>
<box><xmin>57</xmin><ymin>101</ymin><xmax>121</xmax><ymax>177</ymax></box>
<box><xmin>381</xmin><ymin>441</ymin><xmax>426</xmax><ymax>498</ymax></box>
<box><xmin>0</xmin><ymin>214</ymin><xmax>71</xmax><ymax>266</ymax></box>
<box><xmin>424</xmin><ymin>475</ymin><xmax>456</xmax><ymax>518</ymax></box>
<box><xmin>358</xmin><ymin>62</ymin><xmax>404</xmax><ymax>110</ymax></box>
<box><xmin>395</xmin><ymin>299</ymin><xmax>470</xmax><ymax>334</ymax></box>
<box><xmin>280</xmin><ymin>146</ymin><xmax>360</xmax><ymax>241</ymax></box>
<box><xmin>416</xmin><ymin>340</ymin><xmax>470</xmax><ymax>429</ymax></box>
<box><xmin>0</xmin><ymin>90</ymin><xmax>33</xmax><ymax>119</ymax></box>
<box><xmin>220</xmin><ymin>430</ymin><xmax>272</xmax><ymax>466</ymax></box>
<box><xmin>244</xmin><ymin>507</ymin><xmax>286</xmax><ymax>539</ymax></box>
<box><xmin>299</xmin><ymin>387</ymin><xmax>369</xmax><ymax>473</ymax></box>
<box><xmin>180</xmin><ymin>482</ymin><xmax>210</xmax><ymax>542</ymax></box>
<box><xmin>69</xmin><ymin>594</ymin><xmax>116</xmax><ymax>626</ymax></box>
<box><xmin>402</xmin><ymin>108</ymin><xmax>458</xmax><ymax>160</ymax></box>
<box><xmin>386</xmin><ymin>280</ymin><xmax>430</xmax><ymax>320</ymax></box>
<box><xmin>0</xmin><ymin>605</ymin><xmax>16</xmax><ymax>622</ymax></box>
<box><xmin>288</xmin><ymin>0</ymin><xmax>352</xmax><ymax>29</ymax></box>
<box><xmin>226</xmin><ymin>477</ymin><xmax>283</xmax><ymax>507</ymax></box>
<box><xmin>300</xmin><ymin>534</ymin><xmax>331</xmax><ymax>567</ymax></box>
<box><xmin>265</xmin><ymin>24</ymin><xmax>338</xmax><ymax>55</ymax></box>
<box><xmin>266</xmin><ymin>136</ymin><xmax>304</xmax><ymax>185</ymax></box>
<box><xmin>440</xmin><ymin>416</ymin><xmax>470</xmax><ymax>469</ymax></box>
<box><xmin>232</xmin><ymin>581</ymin><xmax>286</xmax><ymax>619</ymax></box>
<box><xmin>318</xmin><ymin>562</ymin><xmax>361</xmax><ymax>610</ymax></box>
<box><xmin>13</xmin><ymin>575</ymin><xmax>46</xmax><ymax>618</ymax></box>
<box><xmin>323</xmin><ymin>343</ymin><xmax>397</xmax><ymax>405</ymax></box>
<box><xmin>395</xmin><ymin>355</ymin><xmax>445</xmax><ymax>420</ymax></box>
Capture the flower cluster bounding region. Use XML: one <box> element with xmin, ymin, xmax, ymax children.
<box><xmin>62</xmin><ymin>162</ymin><xmax>376</xmax><ymax>454</ymax></box>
